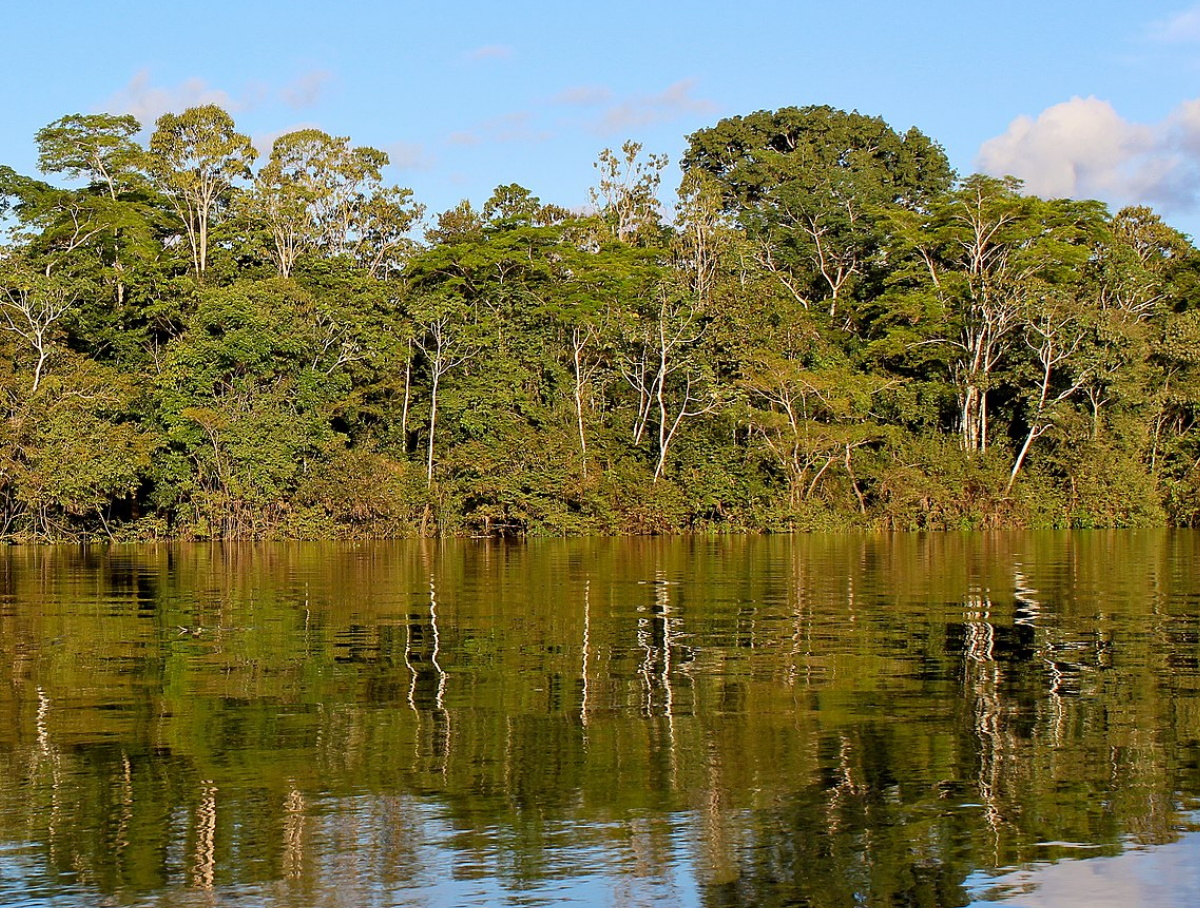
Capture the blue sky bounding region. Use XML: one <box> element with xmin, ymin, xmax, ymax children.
<box><xmin>5</xmin><ymin>1</ymin><xmax>1200</xmax><ymax>236</ymax></box>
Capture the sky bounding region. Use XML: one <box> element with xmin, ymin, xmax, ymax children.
<box><xmin>4</xmin><ymin>1</ymin><xmax>1200</xmax><ymax>237</ymax></box>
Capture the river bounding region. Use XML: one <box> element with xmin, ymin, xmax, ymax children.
<box><xmin>1</xmin><ymin>532</ymin><xmax>1198</xmax><ymax>906</ymax></box>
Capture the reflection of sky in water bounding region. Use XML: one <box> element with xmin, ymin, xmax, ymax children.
<box><xmin>1</xmin><ymin>799</ymin><xmax>707</xmax><ymax>908</ymax></box>
<box><xmin>308</xmin><ymin>798</ymin><xmax>707</xmax><ymax>908</ymax></box>
<box><xmin>969</xmin><ymin>828</ymin><xmax>1200</xmax><ymax>908</ymax></box>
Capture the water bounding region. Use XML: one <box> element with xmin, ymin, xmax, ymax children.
<box><xmin>1</xmin><ymin>531</ymin><xmax>1199</xmax><ymax>906</ymax></box>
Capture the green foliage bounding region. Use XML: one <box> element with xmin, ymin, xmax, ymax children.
<box><xmin>682</xmin><ymin>105</ymin><xmax>952</xmax><ymax>216</ymax></box>
<box><xmin>0</xmin><ymin>358</ymin><xmax>157</xmax><ymax>540</ymax></box>
<box><xmin>35</xmin><ymin>113</ymin><xmax>147</xmax><ymax>199</ymax></box>
<box><xmin>683</xmin><ymin>105</ymin><xmax>953</xmax><ymax>318</ymax></box>
<box><xmin>0</xmin><ymin>101</ymin><xmax>1196</xmax><ymax>539</ymax></box>
<box><xmin>867</xmin><ymin>434</ymin><xmax>1023</xmax><ymax>530</ymax></box>
<box><xmin>147</xmin><ymin>105</ymin><xmax>257</xmax><ymax>275</ymax></box>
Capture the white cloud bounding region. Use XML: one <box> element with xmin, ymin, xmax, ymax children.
<box><xmin>593</xmin><ymin>79</ymin><xmax>718</xmax><ymax>134</ymax></box>
<box><xmin>1148</xmin><ymin>5</ymin><xmax>1200</xmax><ymax>42</ymax></box>
<box><xmin>485</xmin><ymin>111</ymin><xmax>550</xmax><ymax>143</ymax></box>
<box><xmin>387</xmin><ymin>141</ymin><xmax>434</xmax><ymax>170</ymax></box>
<box><xmin>1170</xmin><ymin>98</ymin><xmax>1200</xmax><ymax>154</ymax></box>
<box><xmin>280</xmin><ymin>70</ymin><xmax>333</xmax><ymax>109</ymax></box>
<box><xmin>102</xmin><ymin>70</ymin><xmax>244</xmax><ymax>126</ymax></box>
<box><xmin>446</xmin><ymin>111</ymin><xmax>552</xmax><ymax>148</ymax></box>
<box><xmin>977</xmin><ymin>95</ymin><xmax>1200</xmax><ymax>215</ymax></box>
<box><xmin>101</xmin><ymin>68</ymin><xmax>336</xmax><ymax>130</ymax></box>
<box><xmin>462</xmin><ymin>44</ymin><xmax>513</xmax><ymax>63</ymax></box>
<box><xmin>551</xmin><ymin>84</ymin><xmax>613</xmax><ymax>107</ymax></box>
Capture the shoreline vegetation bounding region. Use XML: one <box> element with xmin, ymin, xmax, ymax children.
<box><xmin>0</xmin><ymin>104</ymin><xmax>1198</xmax><ymax>542</ymax></box>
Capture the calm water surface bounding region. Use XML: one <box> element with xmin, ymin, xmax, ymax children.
<box><xmin>1</xmin><ymin>531</ymin><xmax>1199</xmax><ymax>907</ymax></box>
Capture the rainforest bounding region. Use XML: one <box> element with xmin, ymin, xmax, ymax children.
<box><xmin>1</xmin><ymin>103</ymin><xmax>1197</xmax><ymax>541</ymax></box>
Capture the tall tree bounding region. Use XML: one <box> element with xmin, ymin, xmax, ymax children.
<box><xmin>590</xmin><ymin>141</ymin><xmax>667</xmax><ymax>243</ymax></box>
<box><xmin>880</xmin><ymin>177</ymin><xmax>1104</xmax><ymax>454</ymax></box>
<box><xmin>248</xmin><ymin>128</ymin><xmax>405</xmax><ymax>277</ymax></box>
<box><xmin>409</xmin><ymin>296</ymin><xmax>480</xmax><ymax>487</ymax></box>
<box><xmin>148</xmin><ymin>105</ymin><xmax>256</xmax><ymax>276</ymax></box>
<box><xmin>27</xmin><ymin>114</ymin><xmax>165</xmax><ymax>308</ymax></box>
<box><xmin>683</xmin><ymin>106</ymin><xmax>953</xmax><ymax>321</ymax></box>
<box><xmin>351</xmin><ymin>185</ymin><xmax>424</xmax><ymax>279</ymax></box>
<box><xmin>35</xmin><ymin>113</ymin><xmax>147</xmax><ymax>201</ymax></box>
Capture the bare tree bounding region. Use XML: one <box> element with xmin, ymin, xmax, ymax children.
<box><xmin>1006</xmin><ymin>300</ymin><xmax>1091</xmax><ymax>493</ymax></box>
<box><xmin>617</xmin><ymin>288</ymin><xmax>718</xmax><ymax>481</ymax></box>
<box><xmin>415</xmin><ymin>311</ymin><xmax>477</xmax><ymax>487</ymax></box>
<box><xmin>0</xmin><ymin>262</ymin><xmax>76</xmax><ymax>392</ymax></box>
<box><xmin>590</xmin><ymin>141</ymin><xmax>667</xmax><ymax>243</ymax></box>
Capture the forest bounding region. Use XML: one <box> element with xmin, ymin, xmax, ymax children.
<box><xmin>1</xmin><ymin>103</ymin><xmax>1199</xmax><ymax>541</ymax></box>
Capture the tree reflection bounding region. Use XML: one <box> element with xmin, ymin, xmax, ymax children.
<box><xmin>0</xmin><ymin>533</ymin><xmax>1198</xmax><ymax>905</ymax></box>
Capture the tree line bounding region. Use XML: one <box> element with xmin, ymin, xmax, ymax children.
<box><xmin>1</xmin><ymin>103</ymin><xmax>1198</xmax><ymax>540</ymax></box>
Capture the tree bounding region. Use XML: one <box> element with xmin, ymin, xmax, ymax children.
<box><xmin>0</xmin><ymin>256</ymin><xmax>79</xmax><ymax>391</ymax></box>
<box><xmin>590</xmin><ymin>141</ymin><xmax>667</xmax><ymax>243</ymax></box>
<box><xmin>673</xmin><ymin>169</ymin><xmax>740</xmax><ymax>308</ymax></box>
<box><xmin>880</xmin><ymin>177</ymin><xmax>1104</xmax><ymax>454</ymax></box>
<box><xmin>552</xmin><ymin>237</ymin><xmax>655</xmax><ymax>480</ymax></box>
<box><xmin>683</xmin><ymin>106</ymin><xmax>953</xmax><ymax>321</ymax></box>
<box><xmin>405</xmin><ymin>210</ymin><xmax>570</xmax><ymax>490</ymax></box>
<box><xmin>10</xmin><ymin>116</ymin><xmax>166</xmax><ymax>310</ymax></box>
<box><xmin>247</xmin><ymin>128</ymin><xmax>408</xmax><ymax>278</ymax></box>
<box><xmin>424</xmin><ymin>200</ymin><xmax>484</xmax><ymax>246</ymax></box>
<box><xmin>1068</xmin><ymin>208</ymin><xmax>1180</xmax><ymax>440</ymax></box>
<box><xmin>0</xmin><ymin>170</ymin><xmax>110</xmax><ymax>272</ymax></box>
<box><xmin>615</xmin><ymin>284</ymin><xmax>720</xmax><ymax>481</ymax></box>
<box><xmin>351</xmin><ymin>185</ymin><xmax>424</xmax><ymax>279</ymax></box>
<box><xmin>410</xmin><ymin>297</ymin><xmax>479</xmax><ymax>487</ymax></box>
<box><xmin>151</xmin><ymin>277</ymin><xmax>378</xmax><ymax>537</ymax></box>
<box><xmin>35</xmin><ymin>113</ymin><xmax>147</xmax><ymax>201</ymax></box>
<box><xmin>0</xmin><ymin>170</ymin><xmax>166</xmax><ymax>322</ymax></box>
<box><xmin>1006</xmin><ymin>293</ymin><xmax>1093</xmax><ymax>493</ymax></box>
<box><xmin>148</xmin><ymin>105</ymin><xmax>256</xmax><ymax>275</ymax></box>
<box><xmin>244</xmin><ymin>138</ymin><xmax>312</xmax><ymax>278</ymax></box>
<box><xmin>6</xmin><ymin>361</ymin><xmax>156</xmax><ymax>540</ymax></box>
<box><xmin>741</xmin><ymin>338</ymin><xmax>887</xmax><ymax>513</ymax></box>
